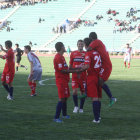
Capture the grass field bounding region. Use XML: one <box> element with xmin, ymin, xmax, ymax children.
<box><xmin>0</xmin><ymin>56</ymin><xmax>140</xmax><ymax>140</ymax></box>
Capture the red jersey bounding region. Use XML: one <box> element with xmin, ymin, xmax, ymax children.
<box><xmin>85</xmin><ymin>50</ymin><xmax>102</xmax><ymax>98</ymax></box>
<box><xmin>2</xmin><ymin>48</ymin><xmax>15</xmax><ymax>73</ymax></box>
<box><xmin>89</xmin><ymin>39</ymin><xmax>112</xmax><ymax>70</ymax></box>
<box><xmin>69</xmin><ymin>50</ymin><xmax>86</xmax><ymax>79</ymax></box>
<box><xmin>85</xmin><ymin>50</ymin><xmax>101</xmax><ymax>80</ymax></box>
<box><xmin>54</xmin><ymin>53</ymin><xmax>69</xmax><ymax>84</ymax></box>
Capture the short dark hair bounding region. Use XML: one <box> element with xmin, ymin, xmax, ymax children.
<box><xmin>15</xmin><ymin>44</ymin><xmax>19</xmax><ymax>47</ymax></box>
<box><xmin>89</xmin><ymin>32</ymin><xmax>97</xmax><ymax>40</ymax></box>
<box><xmin>5</xmin><ymin>40</ymin><xmax>12</xmax><ymax>48</ymax></box>
<box><xmin>77</xmin><ymin>39</ymin><xmax>84</xmax><ymax>45</ymax></box>
<box><xmin>24</xmin><ymin>45</ymin><xmax>31</xmax><ymax>51</ymax></box>
<box><xmin>55</xmin><ymin>42</ymin><xmax>64</xmax><ymax>52</ymax></box>
<box><xmin>84</xmin><ymin>37</ymin><xmax>92</xmax><ymax>47</ymax></box>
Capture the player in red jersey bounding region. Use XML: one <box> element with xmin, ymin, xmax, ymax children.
<box><xmin>89</xmin><ymin>32</ymin><xmax>117</xmax><ymax>107</ymax></box>
<box><xmin>0</xmin><ymin>41</ymin><xmax>15</xmax><ymax>100</ymax></box>
<box><xmin>53</xmin><ymin>42</ymin><xmax>80</xmax><ymax>123</ymax></box>
<box><xmin>82</xmin><ymin>38</ymin><xmax>102</xmax><ymax>123</ymax></box>
<box><xmin>69</xmin><ymin>40</ymin><xmax>86</xmax><ymax>113</ymax></box>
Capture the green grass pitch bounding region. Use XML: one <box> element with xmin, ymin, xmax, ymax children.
<box><xmin>0</xmin><ymin>56</ymin><xmax>140</xmax><ymax>140</ymax></box>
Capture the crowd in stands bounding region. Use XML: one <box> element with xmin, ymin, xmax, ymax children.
<box><xmin>106</xmin><ymin>8</ymin><xmax>140</xmax><ymax>34</ymax></box>
<box><xmin>85</xmin><ymin>0</ymin><xmax>91</xmax><ymax>2</ymax></box>
<box><xmin>0</xmin><ymin>0</ymin><xmax>57</xmax><ymax>10</ymax></box>
<box><xmin>107</xmin><ymin>9</ymin><xmax>119</xmax><ymax>16</ymax></box>
<box><xmin>52</xmin><ymin>18</ymin><xmax>82</xmax><ymax>34</ymax></box>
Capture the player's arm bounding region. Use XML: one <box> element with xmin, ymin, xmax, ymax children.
<box><xmin>0</xmin><ymin>45</ymin><xmax>8</xmax><ymax>53</ymax></box>
<box><xmin>0</xmin><ymin>55</ymin><xmax>3</xmax><ymax>59</ymax></box>
<box><xmin>21</xmin><ymin>50</ymin><xmax>24</xmax><ymax>56</ymax></box>
<box><xmin>61</xmin><ymin>67</ymin><xmax>82</xmax><ymax>74</ymax></box>
<box><xmin>27</xmin><ymin>54</ymin><xmax>34</xmax><ymax>80</ymax></box>
<box><xmin>0</xmin><ymin>54</ymin><xmax>8</xmax><ymax>59</ymax></box>
<box><xmin>69</xmin><ymin>64</ymin><xmax>81</xmax><ymax>70</ymax></box>
<box><xmin>15</xmin><ymin>50</ymin><xmax>18</xmax><ymax>56</ymax></box>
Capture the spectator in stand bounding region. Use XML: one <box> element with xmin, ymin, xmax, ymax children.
<box><xmin>52</xmin><ymin>27</ymin><xmax>55</xmax><ymax>33</ymax></box>
<box><xmin>39</xmin><ymin>17</ymin><xmax>41</xmax><ymax>23</ymax></box>
<box><xmin>7</xmin><ymin>26</ymin><xmax>10</xmax><ymax>32</ymax></box>
<box><xmin>29</xmin><ymin>41</ymin><xmax>33</xmax><ymax>47</ymax></box>
<box><xmin>107</xmin><ymin>8</ymin><xmax>112</xmax><ymax>14</ymax></box>
<box><xmin>113</xmin><ymin>27</ymin><xmax>116</xmax><ymax>33</ymax></box>
<box><xmin>112</xmin><ymin>10</ymin><xmax>117</xmax><ymax>16</ymax></box>
<box><xmin>56</xmin><ymin>26</ymin><xmax>59</xmax><ymax>33</ymax></box>
<box><xmin>60</xmin><ymin>26</ymin><xmax>63</xmax><ymax>33</ymax></box>
<box><xmin>138</xmin><ymin>24</ymin><xmax>140</xmax><ymax>33</ymax></box>
<box><xmin>63</xmin><ymin>24</ymin><xmax>66</xmax><ymax>33</ymax></box>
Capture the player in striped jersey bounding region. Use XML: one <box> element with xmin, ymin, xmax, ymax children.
<box><xmin>24</xmin><ymin>45</ymin><xmax>42</xmax><ymax>96</ymax></box>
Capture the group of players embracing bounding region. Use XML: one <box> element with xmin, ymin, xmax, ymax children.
<box><xmin>53</xmin><ymin>32</ymin><xmax>117</xmax><ymax>123</ymax></box>
<box><xmin>0</xmin><ymin>32</ymin><xmax>117</xmax><ymax>124</ymax></box>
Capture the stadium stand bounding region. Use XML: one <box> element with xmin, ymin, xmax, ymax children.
<box><xmin>0</xmin><ymin>0</ymin><xmax>140</xmax><ymax>52</ymax></box>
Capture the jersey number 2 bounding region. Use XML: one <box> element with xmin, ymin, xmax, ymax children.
<box><xmin>94</xmin><ymin>55</ymin><xmax>101</xmax><ymax>68</ymax></box>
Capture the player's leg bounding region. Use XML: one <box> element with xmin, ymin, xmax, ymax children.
<box><xmin>92</xmin><ymin>97</ymin><xmax>101</xmax><ymax>123</ymax></box>
<box><xmin>20</xmin><ymin>58</ymin><xmax>28</xmax><ymax>70</ymax></box>
<box><xmin>20</xmin><ymin>64</ymin><xmax>28</xmax><ymax>70</ymax></box>
<box><xmin>72</xmin><ymin>88</ymin><xmax>79</xmax><ymax>113</ymax></box>
<box><xmin>16</xmin><ymin>56</ymin><xmax>21</xmax><ymax>72</ymax></box>
<box><xmin>5</xmin><ymin>73</ymin><xmax>14</xmax><ymax>100</ymax></box>
<box><xmin>62</xmin><ymin>84</ymin><xmax>70</xmax><ymax>118</ymax></box>
<box><xmin>16</xmin><ymin>63</ymin><xmax>19</xmax><ymax>72</ymax></box>
<box><xmin>87</xmin><ymin>80</ymin><xmax>101</xmax><ymax>123</ymax></box>
<box><xmin>78</xmin><ymin>82</ymin><xmax>87</xmax><ymax>99</ymax></box>
<box><xmin>54</xmin><ymin>98</ymin><xmax>63</xmax><ymax>123</ymax></box>
<box><xmin>8</xmin><ymin>82</ymin><xmax>14</xmax><ymax>100</ymax></box>
<box><xmin>28</xmin><ymin>78</ymin><xmax>36</xmax><ymax>96</ymax></box>
<box><xmin>31</xmin><ymin>80</ymin><xmax>37</xmax><ymax>96</ymax></box>
<box><xmin>72</xmin><ymin>80</ymin><xmax>79</xmax><ymax>113</ymax></box>
<box><xmin>28</xmin><ymin>69</ymin><xmax>42</xmax><ymax>96</ymax></box>
<box><xmin>124</xmin><ymin>56</ymin><xmax>127</xmax><ymax>68</ymax></box>
<box><xmin>128</xmin><ymin>57</ymin><xmax>131</xmax><ymax>68</ymax></box>
<box><xmin>54</xmin><ymin>83</ymin><xmax>70</xmax><ymax>123</ymax></box>
<box><xmin>99</xmin><ymin>77</ymin><xmax>113</xmax><ymax>98</ymax></box>
<box><xmin>79</xmin><ymin>81</ymin><xmax>86</xmax><ymax>113</ymax></box>
<box><xmin>99</xmin><ymin>72</ymin><xmax>117</xmax><ymax>107</ymax></box>
<box><xmin>1</xmin><ymin>73</ymin><xmax>10</xmax><ymax>93</ymax></box>
<box><xmin>62</xmin><ymin>98</ymin><xmax>70</xmax><ymax>119</ymax></box>
<box><xmin>102</xmin><ymin>82</ymin><xmax>117</xmax><ymax>106</ymax></box>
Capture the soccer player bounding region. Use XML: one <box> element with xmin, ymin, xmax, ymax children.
<box><xmin>24</xmin><ymin>45</ymin><xmax>42</xmax><ymax>96</ymax></box>
<box><xmin>82</xmin><ymin>38</ymin><xmax>102</xmax><ymax>123</ymax></box>
<box><xmin>0</xmin><ymin>41</ymin><xmax>15</xmax><ymax>100</ymax></box>
<box><xmin>124</xmin><ymin>43</ymin><xmax>132</xmax><ymax>68</ymax></box>
<box><xmin>69</xmin><ymin>40</ymin><xmax>86</xmax><ymax>113</ymax></box>
<box><xmin>88</xmin><ymin>32</ymin><xmax>117</xmax><ymax>107</ymax></box>
<box><xmin>15</xmin><ymin>44</ymin><xmax>27</xmax><ymax>72</ymax></box>
<box><xmin>53</xmin><ymin>42</ymin><xmax>80</xmax><ymax>123</ymax></box>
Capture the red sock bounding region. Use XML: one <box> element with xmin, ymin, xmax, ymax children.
<box><xmin>128</xmin><ymin>63</ymin><xmax>130</xmax><ymax>68</ymax></box>
<box><xmin>31</xmin><ymin>82</ymin><xmax>36</xmax><ymax>94</ymax></box>
<box><xmin>124</xmin><ymin>62</ymin><xmax>126</xmax><ymax>67</ymax></box>
<box><xmin>28</xmin><ymin>82</ymin><xmax>36</xmax><ymax>94</ymax></box>
<box><xmin>28</xmin><ymin>81</ymin><xmax>32</xmax><ymax>89</ymax></box>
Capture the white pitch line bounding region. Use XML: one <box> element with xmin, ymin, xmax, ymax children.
<box><xmin>39</xmin><ymin>77</ymin><xmax>55</xmax><ymax>86</ymax></box>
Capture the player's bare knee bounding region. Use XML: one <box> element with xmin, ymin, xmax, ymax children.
<box><xmin>99</xmin><ymin>77</ymin><xmax>104</xmax><ymax>87</ymax></box>
<box><xmin>92</xmin><ymin>98</ymin><xmax>99</xmax><ymax>101</ymax></box>
<box><xmin>2</xmin><ymin>81</ymin><xmax>6</xmax><ymax>86</ymax></box>
<box><xmin>73</xmin><ymin>89</ymin><xmax>77</xmax><ymax>95</ymax></box>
